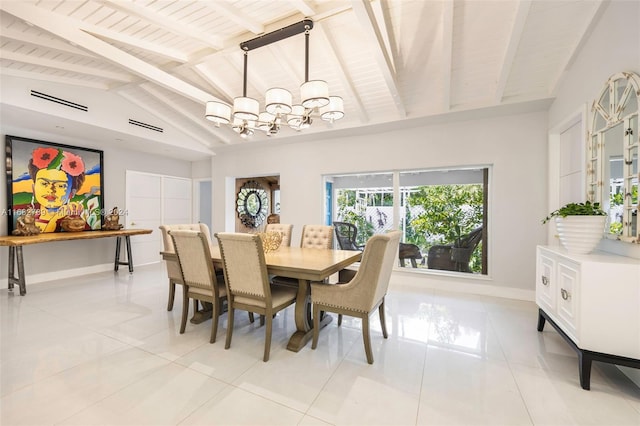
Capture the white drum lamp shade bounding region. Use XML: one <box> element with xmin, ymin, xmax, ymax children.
<box><xmin>320</xmin><ymin>96</ymin><xmax>344</xmax><ymax>122</ymax></box>
<box><xmin>287</xmin><ymin>104</ymin><xmax>305</xmax><ymax>129</ymax></box>
<box><xmin>205</xmin><ymin>101</ymin><xmax>231</xmax><ymax>124</ymax></box>
<box><xmin>257</xmin><ymin>112</ymin><xmax>276</xmax><ymax>131</ymax></box>
<box><xmin>301</xmin><ymin>80</ymin><xmax>329</xmax><ymax>108</ymax></box>
<box><xmin>233</xmin><ymin>96</ymin><xmax>259</xmax><ymax>120</ymax></box>
<box><xmin>265</xmin><ymin>88</ymin><xmax>293</xmax><ymax>115</ymax></box>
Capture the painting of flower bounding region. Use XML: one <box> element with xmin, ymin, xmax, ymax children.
<box><xmin>31</xmin><ymin>147</ymin><xmax>59</xmax><ymax>169</ymax></box>
<box><xmin>61</xmin><ymin>152</ymin><xmax>85</xmax><ymax>176</ymax></box>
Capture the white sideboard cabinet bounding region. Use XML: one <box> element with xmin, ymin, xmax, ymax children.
<box><xmin>535</xmin><ymin>245</ymin><xmax>640</xmax><ymax>390</ymax></box>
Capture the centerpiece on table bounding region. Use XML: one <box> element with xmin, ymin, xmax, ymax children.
<box><xmin>258</xmin><ymin>231</ymin><xmax>283</xmax><ymax>253</ymax></box>
<box><xmin>542</xmin><ymin>201</ymin><xmax>607</xmax><ymax>254</ymax></box>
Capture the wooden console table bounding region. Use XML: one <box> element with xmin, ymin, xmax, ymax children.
<box><xmin>0</xmin><ymin>228</ymin><xmax>152</xmax><ymax>296</ymax></box>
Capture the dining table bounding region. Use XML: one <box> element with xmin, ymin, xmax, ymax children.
<box><xmin>219</xmin><ymin>245</ymin><xmax>363</xmax><ymax>351</ymax></box>
<box><xmin>163</xmin><ymin>245</ymin><xmax>362</xmax><ymax>352</ymax></box>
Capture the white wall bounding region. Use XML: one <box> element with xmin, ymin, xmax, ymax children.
<box><xmin>191</xmin><ymin>159</ymin><xmax>212</xmax><ymax>179</ymax></box>
<box><xmin>0</xmin><ymin>75</ymin><xmax>213</xmax><ymax>157</ymax></box>
<box><xmin>549</xmin><ymin>1</ymin><xmax>640</xmax><ymax>129</ymax></box>
<box><xmin>212</xmin><ymin>111</ymin><xmax>548</xmax><ymax>298</ymax></box>
<box><xmin>0</xmin><ymin>129</ymin><xmax>193</xmax><ymax>282</ymax></box>
<box><xmin>548</xmin><ymin>0</ymin><xmax>640</xmax><ymax>260</ymax></box>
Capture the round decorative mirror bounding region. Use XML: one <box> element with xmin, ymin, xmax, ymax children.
<box><xmin>588</xmin><ymin>71</ymin><xmax>639</xmax><ymax>243</ymax></box>
<box><xmin>237</xmin><ymin>180</ymin><xmax>269</xmax><ymax>228</ymax></box>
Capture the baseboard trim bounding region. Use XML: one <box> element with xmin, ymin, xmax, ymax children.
<box><xmin>2</xmin><ymin>262</ymin><xmax>533</xmax><ymax>302</ymax></box>
<box><xmin>389</xmin><ymin>270</ymin><xmax>534</xmax><ymax>301</ymax></box>
<box><xmin>0</xmin><ymin>261</ymin><xmax>165</xmax><ymax>290</ymax></box>
<box><xmin>0</xmin><ymin>263</ymin><xmax>116</xmax><ymax>289</ymax></box>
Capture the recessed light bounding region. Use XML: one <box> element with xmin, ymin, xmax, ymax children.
<box><xmin>55</xmin><ymin>125</ymin><xmax>64</xmax><ymax>129</ymax></box>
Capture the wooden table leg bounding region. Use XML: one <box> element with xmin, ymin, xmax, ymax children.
<box><xmin>114</xmin><ymin>236</ymin><xmax>122</xmax><ymax>271</ymax></box>
<box><xmin>191</xmin><ymin>301</ymin><xmax>213</xmax><ymax>324</ymax></box>
<box><xmin>7</xmin><ymin>246</ymin><xmax>15</xmax><ymax>291</ymax></box>
<box><xmin>286</xmin><ymin>279</ymin><xmax>332</xmax><ymax>352</ymax></box>
<box><xmin>191</xmin><ymin>271</ymin><xmax>226</xmax><ymax>323</ymax></box>
<box><xmin>7</xmin><ymin>246</ymin><xmax>26</xmax><ymax>295</ymax></box>
<box><xmin>114</xmin><ymin>236</ymin><xmax>134</xmax><ymax>273</ymax></box>
<box><xmin>125</xmin><ymin>236</ymin><xmax>133</xmax><ymax>273</ymax></box>
<box><xmin>16</xmin><ymin>247</ymin><xmax>25</xmax><ymax>295</ymax></box>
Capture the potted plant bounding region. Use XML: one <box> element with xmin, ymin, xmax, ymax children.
<box><xmin>542</xmin><ymin>201</ymin><xmax>607</xmax><ymax>254</ymax></box>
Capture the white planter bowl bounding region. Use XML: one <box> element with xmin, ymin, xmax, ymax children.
<box><xmin>555</xmin><ymin>216</ymin><xmax>606</xmax><ymax>254</ymax></box>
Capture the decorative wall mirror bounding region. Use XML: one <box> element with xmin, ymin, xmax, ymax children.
<box><xmin>237</xmin><ymin>180</ymin><xmax>269</xmax><ymax>228</ymax></box>
<box><xmin>588</xmin><ymin>71</ymin><xmax>639</xmax><ymax>243</ymax></box>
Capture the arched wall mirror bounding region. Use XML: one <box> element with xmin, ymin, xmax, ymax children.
<box><xmin>588</xmin><ymin>71</ymin><xmax>639</xmax><ymax>243</ymax></box>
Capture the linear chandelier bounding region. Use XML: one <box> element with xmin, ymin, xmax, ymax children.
<box><xmin>205</xmin><ymin>19</ymin><xmax>344</xmax><ymax>138</ymax></box>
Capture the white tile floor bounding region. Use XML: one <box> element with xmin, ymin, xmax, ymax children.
<box><xmin>1</xmin><ymin>263</ymin><xmax>639</xmax><ymax>426</ymax></box>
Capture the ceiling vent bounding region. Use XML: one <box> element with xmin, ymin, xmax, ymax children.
<box><xmin>128</xmin><ymin>119</ymin><xmax>163</xmax><ymax>133</ymax></box>
<box><xmin>30</xmin><ymin>90</ymin><xmax>88</xmax><ymax>112</ymax></box>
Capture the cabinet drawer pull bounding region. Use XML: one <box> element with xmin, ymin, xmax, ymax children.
<box><xmin>541</xmin><ymin>275</ymin><xmax>549</xmax><ymax>286</ymax></box>
<box><xmin>561</xmin><ymin>288</ymin><xmax>571</xmax><ymax>301</ymax></box>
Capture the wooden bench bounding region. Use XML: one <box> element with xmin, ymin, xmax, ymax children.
<box><xmin>0</xmin><ymin>229</ymin><xmax>152</xmax><ymax>295</ymax></box>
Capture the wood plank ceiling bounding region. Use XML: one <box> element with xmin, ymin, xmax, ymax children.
<box><xmin>0</xmin><ymin>0</ymin><xmax>607</xmax><ymax>159</ymax></box>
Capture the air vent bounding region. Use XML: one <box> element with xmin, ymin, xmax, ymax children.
<box><xmin>128</xmin><ymin>119</ymin><xmax>163</xmax><ymax>133</ymax></box>
<box><xmin>30</xmin><ymin>90</ymin><xmax>88</xmax><ymax>112</ymax></box>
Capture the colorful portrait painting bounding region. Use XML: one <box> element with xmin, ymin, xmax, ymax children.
<box><xmin>5</xmin><ymin>136</ymin><xmax>104</xmax><ymax>234</ymax></box>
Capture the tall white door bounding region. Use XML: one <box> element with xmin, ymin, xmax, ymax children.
<box><xmin>163</xmin><ymin>176</ymin><xmax>193</xmax><ymax>225</ymax></box>
<box><xmin>196</xmin><ymin>179</ymin><xmax>212</xmax><ymax>234</ymax></box>
<box><xmin>126</xmin><ymin>171</ymin><xmax>192</xmax><ymax>265</ymax></box>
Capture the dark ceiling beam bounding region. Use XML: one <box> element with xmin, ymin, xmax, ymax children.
<box><xmin>240</xmin><ymin>19</ymin><xmax>313</xmax><ymax>51</ymax></box>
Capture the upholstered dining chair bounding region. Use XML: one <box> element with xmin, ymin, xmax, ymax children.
<box><xmin>169</xmin><ymin>230</ymin><xmax>227</xmax><ymax>344</ymax></box>
<box><xmin>271</xmin><ymin>224</ymin><xmax>334</xmax><ymax>288</ymax></box>
<box><xmin>300</xmin><ymin>224</ymin><xmax>334</xmax><ymax>249</ymax></box>
<box><xmin>264</xmin><ymin>223</ymin><xmax>294</xmax><ymax>247</ymax></box>
<box><xmin>215</xmin><ymin>232</ymin><xmax>298</xmax><ymax>362</ymax></box>
<box><xmin>159</xmin><ymin>223</ymin><xmax>215</xmax><ymax>311</ymax></box>
<box><xmin>311</xmin><ymin>230</ymin><xmax>401</xmax><ymax>364</ymax></box>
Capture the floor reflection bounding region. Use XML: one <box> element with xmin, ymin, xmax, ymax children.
<box><xmin>391</xmin><ymin>297</ymin><xmax>489</xmax><ymax>358</ymax></box>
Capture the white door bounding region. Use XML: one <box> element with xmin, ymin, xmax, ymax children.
<box><xmin>126</xmin><ymin>171</ymin><xmax>192</xmax><ymax>265</ymax></box>
<box><xmin>195</xmin><ymin>179</ymin><xmax>212</xmax><ymax>234</ymax></box>
<box><xmin>163</xmin><ymin>176</ymin><xmax>193</xmax><ymax>225</ymax></box>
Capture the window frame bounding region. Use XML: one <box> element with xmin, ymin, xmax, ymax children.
<box><xmin>324</xmin><ymin>165</ymin><xmax>491</xmax><ymax>277</ymax></box>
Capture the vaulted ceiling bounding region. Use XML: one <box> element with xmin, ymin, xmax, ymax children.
<box><xmin>0</xmin><ymin>0</ymin><xmax>607</xmax><ymax>160</ymax></box>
